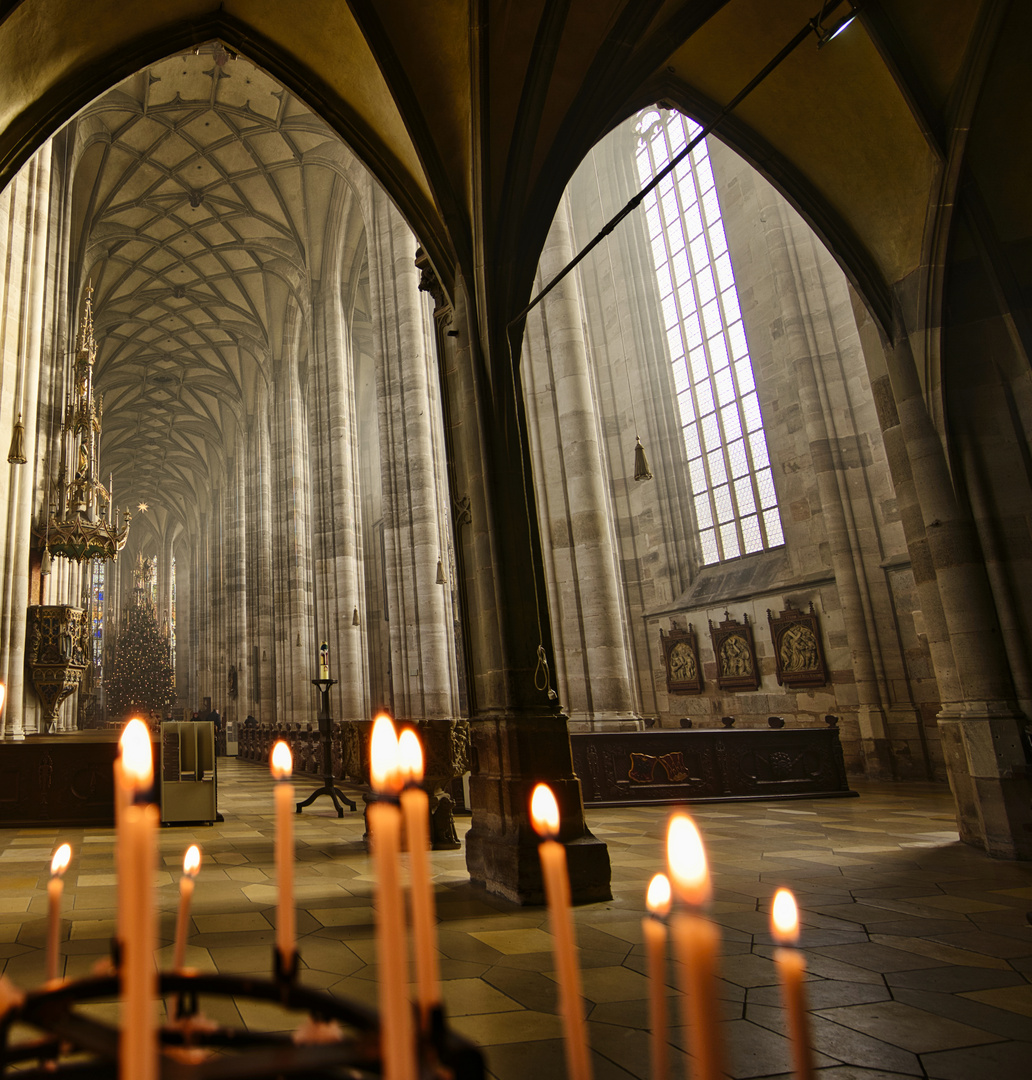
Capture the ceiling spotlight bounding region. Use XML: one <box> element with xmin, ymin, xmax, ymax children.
<box><xmin>812</xmin><ymin>1</ymin><xmax>861</xmax><ymax>49</ymax></box>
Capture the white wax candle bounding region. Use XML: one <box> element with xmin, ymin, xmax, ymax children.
<box><xmin>172</xmin><ymin>845</ymin><xmax>201</xmax><ymax>970</ymax></box>
<box><xmin>667</xmin><ymin>813</ymin><xmax>726</xmax><ymax>1080</ymax></box>
<box><xmin>643</xmin><ymin>873</ymin><xmax>671</xmax><ymax>1080</ymax></box>
<box><xmin>531</xmin><ymin>784</ymin><xmax>592</xmax><ymax>1080</ymax></box>
<box><xmin>398</xmin><ymin>729</ymin><xmax>440</xmax><ymax>1030</ymax></box>
<box><xmin>370</xmin><ymin>715</ymin><xmax>415</xmax><ymax>1080</ymax></box>
<box><xmin>46</xmin><ymin>844</ymin><xmax>71</xmax><ymax>983</ymax></box>
<box><xmin>771</xmin><ymin>888</ymin><xmax>814</xmax><ymax>1080</ymax></box>
<box><xmin>270</xmin><ymin>741</ymin><xmax>295</xmax><ymax>966</ymax></box>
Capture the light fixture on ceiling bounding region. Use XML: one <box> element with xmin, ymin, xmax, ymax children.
<box><xmin>812</xmin><ymin>1</ymin><xmax>861</xmax><ymax>49</ymax></box>
<box><xmin>7</xmin><ymin>413</ymin><xmax>26</xmax><ymax>464</ymax></box>
<box><xmin>633</xmin><ymin>436</ymin><xmax>653</xmax><ymax>482</ymax></box>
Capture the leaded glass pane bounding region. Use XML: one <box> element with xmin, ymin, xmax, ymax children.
<box><xmin>734</xmin><ymin>476</ymin><xmax>756</xmax><ymax>515</ymax></box>
<box><xmin>689</xmin><ymin>456</ymin><xmax>707</xmax><ymax>491</ymax></box>
<box><xmin>715</xmin><ymin>252</ymin><xmax>734</xmax><ymax>292</ymax></box>
<box><xmin>727</xmin><ymin>438</ymin><xmax>749</xmax><ymax>478</ymax></box>
<box><xmin>735</xmin><ymin>357</ymin><xmax>755</xmax><ymax>392</ymax></box>
<box><xmin>667</xmin><ymin>326</ymin><xmax>684</xmax><ymax>358</ymax></box>
<box><xmin>655</xmin><ymin>261</ymin><xmax>672</xmax><ymax>298</ymax></box>
<box><xmin>684</xmin><ymin>203</ymin><xmax>704</xmax><ymax>239</ymax></box>
<box><xmin>683</xmin><ymin>423</ymin><xmax>701</xmax><ymax>460</ymax></box>
<box><xmin>671</xmin><ymin>248</ymin><xmax>691</xmax><ymax>286</ymax></box>
<box><xmin>721</xmin><ymin>286</ymin><xmax>741</xmax><ymax>323</ymax></box>
<box><xmin>697</xmin><ymin>268</ymin><xmax>716</xmax><ymax>305</ymax></box>
<box><xmin>715</xmin><ymin>369</ymin><xmax>735</xmax><ymax>407</ymax></box>
<box><xmin>713</xmin><ymin>484</ymin><xmax>734</xmax><ymax>522</ymax></box>
<box><xmin>742</xmin><ymin>391</ymin><xmax>762</xmax><ymax>431</ymax></box>
<box><xmin>662</xmin><ymin>293</ymin><xmax>679</xmax><ymax>328</ymax></box>
<box><xmin>700</xmin><ymin>529</ymin><xmax>719</xmax><ymax>563</ymax></box>
<box><xmin>728</xmin><ymin>320</ymin><xmax>748</xmax><ymax>359</ymax></box>
<box><xmin>701</xmin><ymin>188</ymin><xmax>721</xmax><ymax>226</ymax></box>
<box><xmin>672</xmin><ymin>359</ymin><xmax>689</xmax><ymax>393</ymax></box>
<box><xmin>646</xmin><ymin>202</ymin><xmax>662</xmax><ymax>237</ymax></box>
<box><xmin>708</xmin><ymin>221</ymin><xmax>728</xmax><ymax>257</ymax></box>
<box><xmin>756</xmin><ymin>468</ymin><xmax>777</xmax><ymax>508</ymax></box>
<box><xmin>701</xmin><ymin>298</ymin><xmax>722</xmax><ymax>337</ymax></box>
<box><xmin>690</xmin><ymin>346</ymin><xmax>708</xmax><ymax>382</ymax></box>
<box><xmin>721</xmin><ymin>401</ymin><xmax>742</xmax><ymax>440</ymax></box>
<box><xmin>678</xmin><ymin>174</ymin><xmax>697</xmax><ymax>206</ymax></box>
<box><xmin>690</xmin><ymin>234</ymin><xmax>710</xmax><ymax>268</ymax></box>
<box><xmin>694</xmin><ymin>156</ymin><xmax>714</xmax><ymax>191</ymax></box>
<box><xmin>678</xmin><ymin>282</ymin><xmax>697</xmax><ymax>315</ymax></box>
<box><xmin>709</xmin><ymin>333</ymin><xmax>729</xmax><ymax>370</ymax></box>
<box><xmin>678</xmin><ymin>390</ymin><xmax>696</xmax><ymax>427</ymax></box>
<box><xmin>742</xmin><ymin>515</ymin><xmax>763</xmax><ymax>553</ymax></box>
<box><xmin>707</xmin><ymin>448</ymin><xmax>728</xmax><ymax>487</ymax></box>
<box><xmin>666</xmin><ymin>220</ymin><xmax>685</xmax><ymax>256</ymax></box>
<box><xmin>749</xmin><ymin>431</ymin><xmax>769</xmax><ymax>468</ymax></box>
<box><xmin>764</xmin><ymin>508</ymin><xmax>785</xmax><ymax>546</ymax></box>
<box><xmin>720</xmin><ymin>522</ymin><xmax>741</xmax><ymax>559</ymax></box>
<box><xmin>685</xmin><ymin>313</ymin><xmax>703</xmax><ymax>348</ymax></box>
<box><xmin>695</xmin><ymin>379</ymin><xmax>715</xmax><ymax>416</ymax></box>
<box><xmin>701</xmin><ymin>413</ymin><xmax>721</xmax><ymax>451</ymax></box>
<box><xmin>695</xmin><ymin>495</ymin><xmax>714</xmax><ymax>529</ymax></box>
<box><xmin>662</xmin><ymin>189</ymin><xmax>679</xmax><ymax>224</ymax></box>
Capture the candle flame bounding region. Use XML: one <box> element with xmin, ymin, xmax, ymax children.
<box><xmin>530</xmin><ymin>783</ymin><xmax>560</xmax><ymax>839</ymax></box>
<box><xmin>50</xmin><ymin>843</ymin><xmax>71</xmax><ymax>877</ymax></box>
<box><xmin>771</xmin><ymin>888</ymin><xmax>799</xmax><ymax>944</ymax></box>
<box><xmin>183</xmin><ymin>844</ymin><xmax>202</xmax><ymax>877</ymax></box>
<box><xmin>646</xmin><ymin>872</ymin><xmax>672</xmax><ymax>916</ymax></box>
<box><xmin>666</xmin><ymin>813</ymin><xmax>711</xmax><ymax>907</ymax></box>
<box><xmin>397</xmin><ymin>728</ymin><xmax>424</xmax><ymax>784</ymax></box>
<box><xmin>120</xmin><ymin>718</ymin><xmax>153</xmax><ymax>790</ymax></box>
<box><xmin>370</xmin><ymin>713</ymin><xmax>400</xmax><ymax>792</ymax></box>
<box><xmin>270</xmin><ymin>740</ymin><xmax>293</xmax><ymax>780</ymax></box>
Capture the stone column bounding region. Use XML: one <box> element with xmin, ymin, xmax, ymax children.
<box><xmin>874</xmin><ymin>316</ymin><xmax>1032</xmax><ymax>857</ymax></box>
<box><xmin>523</xmin><ymin>194</ymin><xmax>636</xmax><ymax>730</ymax></box>
<box><xmin>252</xmin><ymin>395</ymin><xmax>276</xmax><ymax>721</ymax></box>
<box><xmin>441</xmin><ymin>271</ymin><xmax>611</xmax><ymax>903</ymax></box>
<box><xmin>367</xmin><ymin>193</ymin><xmax>458</xmax><ymax>723</ymax></box>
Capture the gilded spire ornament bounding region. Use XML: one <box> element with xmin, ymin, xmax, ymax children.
<box><xmin>36</xmin><ymin>284</ymin><xmax>131</xmax><ymax>562</ymax></box>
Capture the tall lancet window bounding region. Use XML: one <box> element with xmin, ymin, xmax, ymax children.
<box><xmin>635</xmin><ymin>108</ymin><xmax>784</xmax><ymax>564</ymax></box>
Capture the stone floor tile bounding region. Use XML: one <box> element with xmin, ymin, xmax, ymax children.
<box><xmin>813</xmin><ymin>1000</ymin><xmax>1005</xmax><ymax>1053</ymax></box>
<box><xmin>921</xmin><ymin>1039</ymin><xmax>1032</xmax><ymax>1079</ymax></box>
<box><xmin>810</xmin><ymin>942</ymin><xmax>951</xmax><ymax>973</ymax></box>
<box><xmin>927</xmin><ymin>929</ymin><xmax>1032</xmax><ymax>959</ymax></box>
<box><xmin>746</xmin><ymin>979</ymin><xmax>891</xmax><ymax>1010</ymax></box>
<box><xmin>959</xmin><ymin>983</ymin><xmax>1032</xmax><ymax>1018</ymax></box>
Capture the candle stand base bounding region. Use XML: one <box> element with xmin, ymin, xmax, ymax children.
<box><xmin>0</xmin><ymin>968</ymin><xmax>484</xmax><ymax>1078</ymax></box>
<box><xmin>296</xmin><ymin>679</ymin><xmax>357</xmax><ymax>818</ymax></box>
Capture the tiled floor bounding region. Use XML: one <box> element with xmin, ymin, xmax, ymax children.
<box><xmin>1</xmin><ymin>760</ymin><xmax>1030</xmax><ymax>1078</ymax></box>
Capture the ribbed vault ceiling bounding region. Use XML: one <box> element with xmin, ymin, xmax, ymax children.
<box><xmin>72</xmin><ymin>44</ymin><xmax>368</xmax><ymax>542</ymax></box>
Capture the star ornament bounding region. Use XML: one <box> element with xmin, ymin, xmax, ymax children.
<box><xmin>137</xmin><ymin>501</ymin><xmax>149</xmax><ymax>513</ymax></box>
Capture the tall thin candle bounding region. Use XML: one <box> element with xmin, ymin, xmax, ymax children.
<box><xmin>531</xmin><ymin>783</ymin><xmax>592</xmax><ymax>1080</ymax></box>
<box><xmin>173</xmin><ymin>845</ymin><xmax>202</xmax><ymax>970</ymax></box>
<box><xmin>667</xmin><ymin>813</ymin><xmax>726</xmax><ymax>1080</ymax></box>
<box><xmin>398</xmin><ymin>728</ymin><xmax>440</xmax><ymax>1031</ymax></box>
<box><xmin>120</xmin><ymin>719</ymin><xmax>157</xmax><ymax>1080</ymax></box>
<box><xmin>771</xmin><ymin>888</ymin><xmax>814</xmax><ymax>1080</ymax></box>
<box><xmin>369</xmin><ymin>714</ymin><xmax>415</xmax><ymax>1080</ymax></box>
<box><xmin>46</xmin><ymin>843</ymin><xmax>72</xmax><ymax>983</ymax></box>
<box><xmin>270</xmin><ymin>741</ymin><xmax>296</xmax><ymax>968</ymax></box>
<box><xmin>643</xmin><ymin>873</ymin><xmax>671</xmax><ymax>1080</ymax></box>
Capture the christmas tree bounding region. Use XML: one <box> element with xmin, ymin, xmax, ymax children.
<box><xmin>105</xmin><ymin>553</ymin><xmax>175</xmax><ymax>722</ymax></box>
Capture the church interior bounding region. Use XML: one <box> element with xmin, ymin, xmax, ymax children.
<box><xmin>0</xmin><ymin>1</ymin><xmax>1030</xmax><ymax>1076</ymax></box>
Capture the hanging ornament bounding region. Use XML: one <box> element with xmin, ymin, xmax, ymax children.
<box><xmin>435</xmin><ymin>557</ymin><xmax>445</xmax><ymax>585</ymax></box>
<box><xmin>40</xmin><ymin>547</ymin><xmax>52</xmax><ymax>576</ymax></box>
<box><xmin>352</xmin><ymin>607</ymin><xmax>360</xmax><ymax>626</ymax></box>
<box><xmin>7</xmin><ymin>413</ymin><xmax>26</xmax><ymax>464</ymax></box>
<box><xmin>634</xmin><ymin>436</ymin><xmax>653</xmax><ymax>482</ymax></box>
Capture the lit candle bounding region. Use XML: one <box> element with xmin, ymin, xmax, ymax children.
<box><xmin>270</xmin><ymin>741</ymin><xmax>296</xmax><ymax>969</ymax></box>
<box><xmin>172</xmin><ymin>845</ymin><xmax>202</xmax><ymax>970</ymax></box>
<box><xmin>319</xmin><ymin>640</ymin><xmax>329</xmax><ymax>680</ymax></box>
<box><xmin>369</xmin><ymin>714</ymin><xmax>415</xmax><ymax>1080</ymax></box>
<box><xmin>771</xmin><ymin>888</ymin><xmax>814</xmax><ymax>1080</ymax></box>
<box><xmin>121</xmin><ymin>718</ymin><xmax>157</xmax><ymax>1080</ymax></box>
<box><xmin>47</xmin><ymin>843</ymin><xmax>72</xmax><ymax>983</ymax></box>
<box><xmin>398</xmin><ymin>728</ymin><xmax>440</xmax><ymax>1031</ymax></box>
<box><xmin>643</xmin><ymin>873</ymin><xmax>671</xmax><ymax>1080</ymax></box>
<box><xmin>114</xmin><ymin>725</ymin><xmax>134</xmax><ymax>948</ymax></box>
<box><xmin>667</xmin><ymin>813</ymin><xmax>725</xmax><ymax>1080</ymax></box>
<box><xmin>531</xmin><ymin>783</ymin><xmax>592</xmax><ymax>1080</ymax></box>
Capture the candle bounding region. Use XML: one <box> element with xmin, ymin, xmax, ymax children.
<box><xmin>121</xmin><ymin>718</ymin><xmax>157</xmax><ymax>1080</ymax></box>
<box><xmin>114</xmin><ymin>726</ymin><xmax>135</xmax><ymax>949</ymax></box>
<box><xmin>530</xmin><ymin>783</ymin><xmax>592</xmax><ymax>1080</ymax></box>
<box><xmin>369</xmin><ymin>714</ymin><xmax>415</xmax><ymax>1080</ymax></box>
<box><xmin>643</xmin><ymin>873</ymin><xmax>671</xmax><ymax>1080</ymax></box>
<box><xmin>172</xmin><ymin>845</ymin><xmax>202</xmax><ymax>970</ymax></box>
<box><xmin>47</xmin><ymin>843</ymin><xmax>72</xmax><ymax>982</ymax></box>
<box><xmin>270</xmin><ymin>741</ymin><xmax>296</xmax><ymax>968</ymax></box>
<box><xmin>398</xmin><ymin>728</ymin><xmax>440</xmax><ymax>1031</ymax></box>
<box><xmin>771</xmin><ymin>888</ymin><xmax>814</xmax><ymax>1080</ymax></box>
<box><xmin>319</xmin><ymin>640</ymin><xmax>329</xmax><ymax>680</ymax></box>
<box><xmin>667</xmin><ymin>813</ymin><xmax>726</xmax><ymax>1080</ymax></box>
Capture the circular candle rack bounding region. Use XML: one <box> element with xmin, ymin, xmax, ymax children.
<box><xmin>0</xmin><ymin>950</ymin><xmax>484</xmax><ymax>1079</ymax></box>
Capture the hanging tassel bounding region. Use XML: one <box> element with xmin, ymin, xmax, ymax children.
<box><xmin>633</xmin><ymin>436</ymin><xmax>653</xmax><ymax>482</ymax></box>
<box><xmin>40</xmin><ymin>547</ymin><xmax>52</xmax><ymax>576</ymax></box>
<box><xmin>352</xmin><ymin>607</ymin><xmax>360</xmax><ymax>626</ymax></box>
<box><xmin>436</xmin><ymin>557</ymin><xmax>445</xmax><ymax>585</ymax></box>
<box><xmin>7</xmin><ymin>413</ymin><xmax>26</xmax><ymax>465</ymax></box>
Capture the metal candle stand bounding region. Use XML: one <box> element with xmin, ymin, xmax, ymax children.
<box><xmin>295</xmin><ymin>678</ymin><xmax>357</xmax><ymax>817</ymax></box>
<box><xmin>0</xmin><ymin>945</ymin><xmax>484</xmax><ymax>1078</ymax></box>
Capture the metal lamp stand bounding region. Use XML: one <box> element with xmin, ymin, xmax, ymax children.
<box><xmin>295</xmin><ymin>678</ymin><xmax>357</xmax><ymax>817</ymax></box>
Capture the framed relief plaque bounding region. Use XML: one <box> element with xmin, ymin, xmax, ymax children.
<box><xmin>661</xmin><ymin>625</ymin><xmax>702</xmax><ymax>694</ymax></box>
<box><xmin>709</xmin><ymin>611</ymin><xmax>760</xmax><ymax>691</ymax></box>
<box><xmin>768</xmin><ymin>602</ymin><xmax>827</xmax><ymax>687</ymax></box>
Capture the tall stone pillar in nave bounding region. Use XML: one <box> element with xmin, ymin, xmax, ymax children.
<box><xmin>367</xmin><ymin>191</ymin><xmax>459</xmax><ymax>723</ymax></box>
